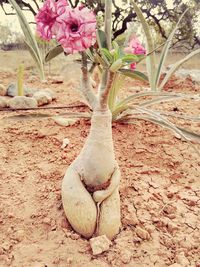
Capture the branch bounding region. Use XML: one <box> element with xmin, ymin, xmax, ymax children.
<box><xmin>99</xmin><ymin>70</ymin><xmax>114</xmax><ymax>110</ymax></box>
<box><xmin>104</xmin><ymin>0</ymin><xmax>112</xmax><ymax>50</ymax></box>
<box><xmin>81</xmin><ymin>52</ymin><xmax>98</xmax><ymax>109</ymax></box>
<box><xmin>0</xmin><ymin>3</ymin><xmax>15</xmax><ymax>15</ymax></box>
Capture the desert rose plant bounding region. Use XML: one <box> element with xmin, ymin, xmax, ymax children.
<box><xmin>35</xmin><ymin>0</ymin><xmax>146</xmax><ymax>239</ymax></box>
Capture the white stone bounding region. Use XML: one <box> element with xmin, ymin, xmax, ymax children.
<box><xmin>0</xmin><ymin>97</ymin><xmax>8</xmax><ymax>108</ymax></box>
<box><xmin>61</xmin><ymin>138</ymin><xmax>70</xmax><ymax>149</ymax></box>
<box><xmin>42</xmin><ymin>88</ymin><xmax>56</xmax><ymax>100</ymax></box>
<box><xmin>89</xmin><ymin>235</ymin><xmax>112</xmax><ymax>255</ymax></box>
<box><xmin>8</xmin><ymin>96</ymin><xmax>38</xmax><ymax>109</ymax></box>
<box><xmin>175</xmin><ymin>69</ymin><xmax>200</xmax><ymax>82</ymax></box>
<box><xmin>33</xmin><ymin>91</ymin><xmax>52</xmax><ymax>106</ymax></box>
<box><xmin>52</xmin><ymin>117</ymin><xmax>78</xmax><ymax>127</ymax></box>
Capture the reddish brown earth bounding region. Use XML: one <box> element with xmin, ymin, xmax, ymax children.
<box><xmin>0</xmin><ymin>69</ymin><xmax>200</xmax><ymax>267</ymax></box>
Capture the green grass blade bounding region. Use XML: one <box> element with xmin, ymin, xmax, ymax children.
<box><xmin>155</xmin><ymin>8</ymin><xmax>189</xmax><ymax>90</ymax></box>
<box><xmin>130</xmin><ymin>0</ymin><xmax>156</xmax><ymax>91</ymax></box>
<box><xmin>159</xmin><ymin>48</ymin><xmax>200</xmax><ymax>89</ymax></box>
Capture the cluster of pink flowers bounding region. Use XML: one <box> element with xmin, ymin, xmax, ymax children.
<box><xmin>124</xmin><ymin>36</ymin><xmax>146</xmax><ymax>70</ymax></box>
<box><xmin>35</xmin><ymin>0</ymin><xmax>96</xmax><ymax>53</ymax></box>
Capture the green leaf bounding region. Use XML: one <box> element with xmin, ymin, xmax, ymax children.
<box><xmin>122</xmin><ymin>54</ymin><xmax>140</xmax><ymax>63</ymax></box>
<box><xmin>96</xmin><ymin>29</ymin><xmax>108</xmax><ymax>49</ymax></box>
<box><xmin>119</xmin><ymin>69</ymin><xmax>149</xmax><ymax>82</ymax></box>
<box><xmin>159</xmin><ymin>48</ymin><xmax>200</xmax><ymax>90</ymax></box>
<box><xmin>130</xmin><ymin>0</ymin><xmax>156</xmax><ymax>90</ymax></box>
<box><xmin>155</xmin><ymin>8</ymin><xmax>189</xmax><ymax>90</ymax></box>
<box><xmin>8</xmin><ymin>0</ymin><xmax>45</xmax><ymax>80</ymax></box>
<box><xmin>139</xmin><ymin>95</ymin><xmax>183</xmax><ymax>107</ymax></box>
<box><xmin>101</xmin><ymin>48</ymin><xmax>113</xmax><ymax>63</ymax></box>
<box><xmin>45</xmin><ymin>45</ymin><xmax>64</xmax><ymax>62</ymax></box>
<box><xmin>110</xmin><ymin>59</ymin><xmax>123</xmax><ymax>72</ymax></box>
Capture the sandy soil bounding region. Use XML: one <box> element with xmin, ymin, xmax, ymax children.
<box><xmin>0</xmin><ymin>52</ymin><xmax>200</xmax><ymax>267</ymax></box>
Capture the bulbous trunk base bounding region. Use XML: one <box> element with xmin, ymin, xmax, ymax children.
<box><xmin>62</xmin><ymin>165</ymin><xmax>121</xmax><ymax>240</ymax></box>
<box><xmin>62</xmin><ymin>110</ymin><xmax>121</xmax><ymax>240</ymax></box>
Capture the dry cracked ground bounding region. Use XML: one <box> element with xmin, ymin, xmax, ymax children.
<box><xmin>0</xmin><ymin>54</ymin><xmax>200</xmax><ymax>267</ymax></box>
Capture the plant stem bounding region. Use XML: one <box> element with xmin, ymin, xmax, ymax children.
<box><xmin>81</xmin><ymin>52</ymin><xmax>98</xmax><ymax>109</ymax></box>
<box><xmin>17</xmin><ymin>64</ymin><xmax>24</xmax><ymax>96</ymax></box>
<box><xmin>99</xmin><ymin>70</ymin><xmax>115</xmax><ymax>110</ymax></box>
<box><xmin>104</xmin><ymin>0</ymin><xmax>112</xmax><ymax>50</ymax></box>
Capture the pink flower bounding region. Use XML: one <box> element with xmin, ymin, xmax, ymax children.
<box><xmin>35</xmin><ymin>0</ymin><xmax>69</xmax><ymax>40</ymax></box>
<box><xmin>56</xmin><ymin>6</ymin><xmax>96</xmax><ymax>54</ymax></box>
<box><xmin>124</xmin><ymin>36</ymin><xmax>146</xmax><ymax>70</ymax></box>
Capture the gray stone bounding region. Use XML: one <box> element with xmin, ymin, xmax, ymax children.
<box><xmin>175</xmin><ymin>69</ymin><xmax>200</xmax><ymax>83</ymax></box>
<box><xmin>8</xmin><ymin>96</ymin><xmax>38</xmax><ymax>109</ymax></box>
<box><xmin>0</xmin><ymin>84</ymin><xmax>6</xmax><ymax>96</ymax></box>
<box><xmin>0</xmin><ymin>97</ymin><xmax>8</xmax><ymax>108</ymax></box>
<box><xmin>7</xmin><ymin>83</ymin><xmax>38</xmax><ymax>97</ymax></box>
<box><xmin>42</xmin><ymin>88</ymin><xmax>56</xmax><ymax>100</ymax></box>
<box><xmin>33</xmin><ymin>91</ymin><xmax>52</xmax><ymax>106</ymax></box>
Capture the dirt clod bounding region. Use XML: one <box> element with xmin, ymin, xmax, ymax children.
<box><xmin>90</xmin><ymin>235</ymin><xmax>112</xmax><ymax>255</ymax></box>
<box><xmin>135</xmin><ymin>227</ymin><xmax>151</xmax><ymax>240</ymax></box>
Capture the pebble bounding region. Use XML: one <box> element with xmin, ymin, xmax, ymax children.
<box><xmin>43</xmin><ymin>217</ymin><xmax>51</xmax><ymax>225</ymax></box>
<box><xmin>61</xmin><ymin>138</ymin><xmax>70</xmax><ymax>149</ymax></box>
<box><xmin>13</xmin><ymin>229</ymin><xmax>25</xmax><ymax>242</ymax></box>
<box><xmin>52</xmin><ymin>117</ymin><xmax>78</xmax><ymax>127</ymax></box>
<box><xmin>176</xmin><ymin>252</ymin><xmax>190</xmax><ymax>267</ymax></box>
<box><xmin>0</xmin><ymin>97</ymin><xmax>8</xmax><ymax>108</ymax></box>
<box><xmin>8</xmin><ymin>96</ymin><xmax>38</xmax><ymax>109</ymax></box>
<box><xmin>89</xmin><ymin>235</ymin><xmax>112</xmax><ymax>255</ymax></box>
<box><xmin>42</xmin><ymin>88</ymin><xmax>56</xmax><ymax>100</ymax></box>
<box><xmin>7</xmin><ymin>83</ymin><xmax>38</xmax><ymax>97</ymax></box>
<box><xmin>135</xmin><ymin>226</ymin><xmax>151</xmax><ymax>240</ymax></box>
<box><xmin>120</xmin><ymin>249</ymin><xmax>132</xmax><ymax>264</ymax></box>
<box><xmin>33</xmin><ymin>91</ymin><xmax>52</xmax><ymax>106</ymax></box>
<box><xmin>0</xmin><ymin>84</ymin><xmax>6</xmax><ymax>96</ymax></box>
<box><xmin>123</xmin><ymin>213</ymin><xmax>139</xmax><ymax>226</ymax></box>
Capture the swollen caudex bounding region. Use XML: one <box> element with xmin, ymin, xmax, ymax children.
<box><xmin>62</xmin><ymin>110</ymin><xmax>121</xmax><ymax>240</ymax></box>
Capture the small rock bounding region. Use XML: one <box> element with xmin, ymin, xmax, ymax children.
<box><xmin>70</xmin><ymin>233</ymin><xmax>80</xmax><ymax>240</ymax></box>
<box><xmin>13</xmin><ymin>229</ymin><xmax>25</xmax><ymax>242</ymax></box>
<box><xmin>43</xmin><ymin>217</ymin><xmax>51</xmax><ymax>225</ymax></box>
<box><xmin>8</xmin><ymin>96</ymin><xmax>38</xmax><ymax>109</ymax></box>
<box><xmin>135</xmin><ymin>226</ymin><xmax>151</xmax><ymax>240</ymax></box>
<box><xmin>7</xmin><ymin>83</ymin><xmax>38</xmax><ymax>97</ymax></box>
<box><xmin>123</xmin><ymin>213</ymin><xmax>139</xmax><ymax>226</ymax></box>
<box><xmin>2</xmin><ymin>242</ymin><xmax>11</xmax><ymax>251</ymax></box>
<box><xmin>52</xmin><ymin>117</ymin><xmax>78</xmax><ymax>127</ymax></box>
<box><xmin>43</xmin><ymin>88</ymin><xmax>56</xmax><ymax>100</ymax></box>
<box><xmin>0</xmin><ymin>97</ymin><xmax>8</xmax><ymax>108</ymax></box>
<box><xmin>176</xmin><ymin>252</ymin><xmax>190</xmax><ymax>267</ymax></box>
<box><xmin>0</xmin><ymin>84</ymin><xmax>6</xmax><ymax>96</ymax></box>
<box><xmin>61</xmin><ymin>138</ymin><xmax>70</xmax><ymax>149</ymax></box>
<box><xmin>33</xmin><ymin>91</ymin><xmax>52</xmax><ymax>106</ymax></box>
<box><xmin>120</xmin><ymin>249</ymin><xmax>132</xmax><ymax>264</ymax></box>
<box><xmin>89</xmin><ymin>235</ymin><xmax>112</xmax><ymax>255</ymax></box>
